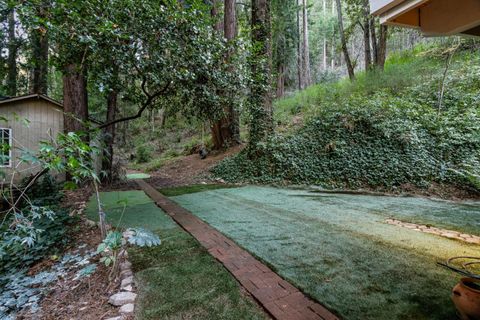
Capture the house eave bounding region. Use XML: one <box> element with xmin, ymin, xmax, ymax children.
<box><xmin>0</xmin><ymin>94</ymin><xmax>63</xmax><ymax>109</ymax></box>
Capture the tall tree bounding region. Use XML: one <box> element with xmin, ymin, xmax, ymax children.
<box><xmin>7</xmin><ymin>7</ymin><xmax>17</xmax><ymax>96</ymax></box>
<box><xmin>224</xmin><ymin>0</ymin><xmax>240</xmax><ymax>144</ymax></box>
<box><xmin>301</xmin><ymin>0</ymin><xmax>311</xmax><ymax>85</ymax></box>
<box><xmin>335</xmin><ymin>0</ymin><xmax>355</xmax><ymax>80</ymax></box>
<box><xmin>296</xmin><ymin>0</ymin><xmax>303</xmax><ymax>90</ymax></box>
<box><xmin>362</xmin><ymin>0</ymin><xmax>372</xmax><ymax>71</ymax></box>
<box><xmin>249</xmin><ymin>0</ymin><xmax>273</xmax><ymax>149</ymax></box>
<box><xmin>29</xmin><ymin>3</ymin><xmax>49</xmax><ymax>95</ymax></box>
<box><xmin>63</xmin><ymin>62</ymin><xmax>88</xmax><ymax>134</ymax></box>
<box><xmin>272</xmin><ymin>0</ymin><xmax>296</xmax><ymax>98</ymax></box>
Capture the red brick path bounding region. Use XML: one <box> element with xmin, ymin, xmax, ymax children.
<box><xmin>136</xmin><ymin>179</ymin><xmax>340</xmax><ymax>320</ymax></box>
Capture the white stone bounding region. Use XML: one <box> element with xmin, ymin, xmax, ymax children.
<box><xmin>120</xmin><ymin>270</ymin><xmax>133</xmax><ymax>278</ymax></box>
<box><xmin>120</xmin><ymin>303</ymin><xmax>135</xmax><ymax>313</ymax></box>
<box><xmin>109</xmin><ymin>292</ymin><xmax>137</xmax><ymax>306</ymax></box>
<box><xmin>105</xmin><ymin>317</ymin><xmax>122</xmax><ymax>320</ymax></box>
<box><xmin>121</xmin><ymin>276</ymin><xmax>133</xmax><ymax>288</ymax></box>
<box><xmin>120</xmin><ymin>261</ymin><xmax>132</xmax><ymax>271</ymax></box>
<box><xmin>122</xmin><ymin>285</ymin><xmax>133</xmax><ymax>292</ymax></box>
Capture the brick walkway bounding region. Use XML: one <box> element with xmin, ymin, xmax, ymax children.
<box><xmin>136</xmin><ymin>179</ymin><xmax>339</xmax><ymax>320</ymax></box>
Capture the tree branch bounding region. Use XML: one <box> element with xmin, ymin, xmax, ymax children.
<box><xmin>97</xmin><ymin>81</ymin><xmax>170</xmax><ymax>130</ymax></box>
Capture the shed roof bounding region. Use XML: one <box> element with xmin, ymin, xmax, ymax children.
<box><xmin>0</xmin><ymin>94</ymin><xmax>63</xmax><ymax>109</ymax></box>
<box><xmin>370</xmin><ymin>0</ymin><xmax>480</xmax><ymax>36</ymax></box>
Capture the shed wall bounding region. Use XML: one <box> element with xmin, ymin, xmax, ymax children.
<box><xmin>0</xmin><ymin>99</ymin><xmax>64</xmax><ymax>182</ymax></box>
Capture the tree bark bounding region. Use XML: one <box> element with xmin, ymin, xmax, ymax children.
<box><xmin>224</xmin><ymin>0</ymin><xmax>240</xmax><ymax>144</ymax></box>
<box><xmin>249</xmin><ymin>0</ymin><xmax>273</xmax><ymax>147</ymax></box>
<box><xmin>335</xmin><ymin>0</ymin><xmax>355</xmax><ymax>80</ymax></box>
<box><xmin>370</xmin><ymin>18</ymin><xmax>378</xmax><ymax>66</ymax></box>
<box><xmin>7</xmin><ymin>8</ymin><xmax>17</xmax><ymax>97</ymax></box>
<box><xmin>296</xmin><ymin>0</ymin><xmax>303</xmax><ymax>90</ymax></box>
<box><xmin>363</xmin><ymin>0</ymin><xmax>372</xmax><ymax>71</ymax></box>
<box><xmin>30</xmin><ymin>5</ymin><xmax>49</xmax><ymax>95</ymax></box>
<box><xmin>302</xmin><ymin>0</ymin><xmax>311</xmax><ymax>85</ymax></box>
<box><xmin>376</xmin><ymin>25</ymin><xmax>388</xmax><ymax>70</ymax></box>
<box><xmin>322</xmin><ymin>0</ymin><xmax>327</xmax><ymax>71</ymax></box>
<box><xmin>63</xmin><ymin>63</ymin><xmax>89</xmax><ymax>134</ymax></box>
<box><xmin>276</xmin><ymin>64</ymin><xmax>285</xmax><ymax>98</ymax></box>
<box><xmin>102</xmin><ymin>89</ymin><xmax>117</xmax><ymax>182</ymax></box>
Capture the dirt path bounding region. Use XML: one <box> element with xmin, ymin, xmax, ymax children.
<box><xmin>146</xmin><ymin>144</ymin><xmax>243</xmax><ymax>188</ymax></box>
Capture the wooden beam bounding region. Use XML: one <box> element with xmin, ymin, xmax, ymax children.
<box><xmin>379</xmin><ymin>0</ymin><xmax>428</xmax><ymax>25</ymax></box>
<box><xmin>391</xmin><ymin>8</ymin><xmax>420</xmax><ymax>28</ymax></box>
<box><xmin>370</xmin><ymin>0</ymin><xmax>404</xmax><ymax>15</ymax></box>
<box><xmin>420</xmin><ymin>0</ymin><xmax>480</xmax><ymax>36</ymax></box>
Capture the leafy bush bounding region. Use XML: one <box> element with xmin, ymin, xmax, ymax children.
<box><xmin>136</xmin><ymin>145</ymin><xmax>152</xmax><ymax>163</ymax></box>
<box><xmin>0</xmin><ymin>207</ymin><xmax>76</xmax><ymax>275</ymax></box>
<box><xmin>214</xmin><ymin>50</ymin><xmax>480</xmax><ymax>192</ymax></box>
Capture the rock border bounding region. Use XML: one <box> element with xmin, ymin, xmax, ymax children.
<box><xmin>106</xmin><ymin>253</ymin><xmax>137</xmax><ymax>320</ymax></box>
<box><xmin>385</xmin><ymin>218</ymin><xmax>480</xmax><ymax>244</ymax></box>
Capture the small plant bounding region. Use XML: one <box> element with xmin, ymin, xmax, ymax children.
<box><xmin>96</xmin><ymin>228</ymin><xmax>160</xmax><ymax>279</ymax></box>
<box><xmin>136</xmin><ymin>145</ymin><xmax>152</xmax><ymax>163</ymax></box>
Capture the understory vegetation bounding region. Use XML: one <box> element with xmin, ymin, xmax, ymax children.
<box><xmin>214</xmin><ymin>45</ymin><xmax>480</xmax><ymax>192</ymax></box>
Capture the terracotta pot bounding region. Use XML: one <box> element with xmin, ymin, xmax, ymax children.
<box><xmin>452</xmin><ymin>278</ymin><xmax>480</xmax><ymax>320</ymax></box>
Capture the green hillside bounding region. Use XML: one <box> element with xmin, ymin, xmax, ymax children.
<box><xmin>213</xmin><ymin>45</ymin><xmax>480</xmax><ymax>193</ymax></box>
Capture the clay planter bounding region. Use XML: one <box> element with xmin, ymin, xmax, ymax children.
<box><xmin>452</xmin><ymin>278</ymin><xmax>480</xmax><ymax>320</ymax></box>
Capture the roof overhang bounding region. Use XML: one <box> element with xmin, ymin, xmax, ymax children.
<box><xmin>370</xmin><ymin>0</ymin><xmax>480</xmax><ymax>36</ymax></box>
<box><xmin>0</xmin><ymin>94</ymin><xmax>63</xmax><ymax>109</ymax></box>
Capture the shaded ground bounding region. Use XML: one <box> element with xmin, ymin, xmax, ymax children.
<box><xmin>171</xmin><ymin>186</ymin><xmax>480</xmax><ymax>320</ymax></box>
<box><xmin>147</xmin><ymin>144</ymin><xmax>244</xmax><ymax>188</ymax></box>
<box><xmin>85</xmin><ymin>190</ymin><xmax>268</xmax><ymax>320</ymax></box>
<box><xmin>19</xmin><ymin>187</ymin><xmax>124</xmax><ymax>320</ymax></box>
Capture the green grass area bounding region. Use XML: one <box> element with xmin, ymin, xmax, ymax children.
<box><xmin>126</xmin><ymin>173</ymin><xmax>151</xmax><ymax>180</ymax></box>
<box><xmin>85</xmin><ymin>191</ymin><xmax>176</xmax><ymax>230</ymax></box>
<box><xmin>159</xmin><ymin>184</ymin><xmax>238</xmax><ymax>197</ymax></box>
<box><xmin>171</xmin><ymin>186</ymin><xmax>480</xmax><ymax>320</ymax></box>
<box><xmin>85</xmin><ymin>190</ymin><xmax>267</xmax><ymax>319</ymax></box>
<box><xmin>130</xmin><ymin>228</ymin><xmax>267</xmax><ymax>320</ymax></box>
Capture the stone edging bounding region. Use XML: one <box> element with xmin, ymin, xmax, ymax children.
<box><xmin>385</xmin><ymin>218</ymin><xmax>480</xmax><ymax>244</ymax></box>
<box><xmin>106</xmin><ymin>255</ymin><xmax>137</xmax><ymax>320</ymax></box>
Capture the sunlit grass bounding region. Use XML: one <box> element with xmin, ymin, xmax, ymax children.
<box><xmin>172</xmin><ymin>186</ymin><xmax>480</xmax><ymax>320</ymax></box>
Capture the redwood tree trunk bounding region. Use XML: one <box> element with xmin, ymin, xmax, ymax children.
<box><xmin>63</xmin><ymin>63</ymin><xmax>89</xmax><ymax>134</ymax></box>
<box><xmin>7</xmin><ymin>9</ymin><xmax>17</xmax><ymax>97</ymax></box>
<box><xmin>30</xmin><ymin>4</ymin><xmax>49</xmax><ymax>95</ymax></box>
<box><xmin>335</xmin><ymin>0</ymin><xmax>355</xmax><ymax>80</ymax></box>
<box><xmin>224</xmin><ymin>0</ymin><xmax>240</xmax><ymax>144</ymax></box>
<box><xmin>210</xmin><ymin>0</ymin><xmax>239</xmax><ymax>149</ymax></box>
<box><xmin>249</xmin><ymin>0</ymin><xmax>273</xmax><ymax>147</ymax></box>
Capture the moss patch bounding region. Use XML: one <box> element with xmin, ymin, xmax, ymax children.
<box><xmin>172</xmin><ymin>186</ymin><xmax>480</xmax><ymax>320</ymax></box>
<box><xmin>159</xmin><ymin>184</ymin><xmax>238</xmax><ymax>197</ymax></box>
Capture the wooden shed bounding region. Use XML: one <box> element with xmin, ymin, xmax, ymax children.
<box><xmin>370</xmin><ymin>0</ymin><xmax>480</xmax><ymax>36</ymax></box>
<box><xmin>0</xmin><ymin>94</ymin><xmax>64</xmax><ymax>182</ymax></box>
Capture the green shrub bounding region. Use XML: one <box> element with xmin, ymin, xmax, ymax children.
<box><xmin>136</xmin><ymin>145</ymin><xmax>152</xmax><ymax>163</ymax></box>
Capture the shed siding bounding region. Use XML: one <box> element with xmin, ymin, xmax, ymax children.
<box><xmin>0</xmin><ymin>99</ymin><xmax>64</xmax><ymax>182</ymax></box>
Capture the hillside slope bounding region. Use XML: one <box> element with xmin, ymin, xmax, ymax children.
<box><xmin>213</xmin><ymin>45</ymin><xmax>480</xmax><ymax>196</ymax></box>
